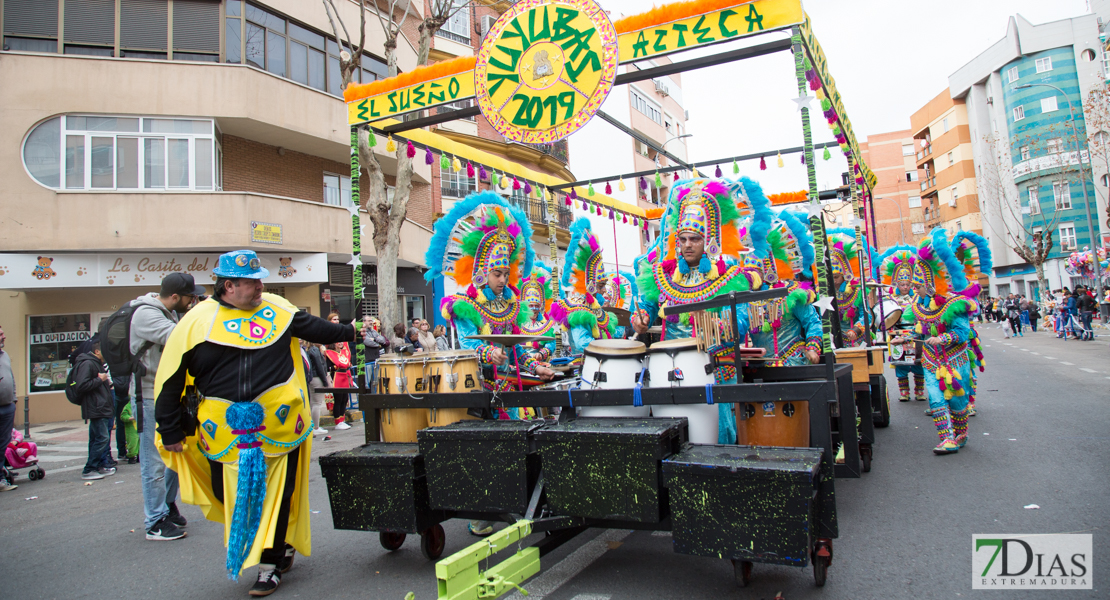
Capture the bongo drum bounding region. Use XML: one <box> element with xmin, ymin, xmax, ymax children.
<box><xmin>376</xmin><ymin>354</ymin><xmax>428</xmax><ymax>442</ymax></box>
<box><xmin>646</xmin><ymin>338</ymin><xmax>719</xmax><ymax>444</ymax></box>
<box><xmin>736</xmin><ymin>400</ymin><xmax>810</xmax><ymax>447</ymax></box>
<box><xmin>578</xmin><ymin>339</ymin><xmax>649</xmax><ymax>417</ymax></box>
<box><xmin>422</xmin><ymin>350</ymin><xmax>481</xmax><ymax>426</ymax></box>
<box><xmin>875</xmin><ymin>296</ymin><xmax>903</xmax><ymax>332</ymax></box>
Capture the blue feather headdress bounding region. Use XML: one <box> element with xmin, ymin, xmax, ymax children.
<box><xmin>423</xmin><ymin>191</ymin><xmax>534</xmax><ymax>292</ymax></box>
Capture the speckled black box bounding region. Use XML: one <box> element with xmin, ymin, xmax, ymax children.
<box><xmin>663</xmin><ymin>444</ymin><xmax>823</xmax><ymax>566</ymax></box>
<box><xmin>418</xmin><ymin>419</ymin><xmax>544</xmax><ymax>514</ymax></box>
<box><xmin>535</xmin><ymin>417</ymin><xmax>686</xmax><ymax>523</ymax></box>
<box><xmin>319</xmin><ymin>443</ymin><xmax>446</xmax><ymax>533</ymax></box>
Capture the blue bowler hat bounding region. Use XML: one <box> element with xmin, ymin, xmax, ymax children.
<box><xmin>213</xmin><ymin>250</ymin><xmax>270</xmax><ymax>279</ymax></box>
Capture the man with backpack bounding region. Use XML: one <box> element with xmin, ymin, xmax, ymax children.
<box><xmin>70</xmin><ymin>340</ymin><xmax>116</xmax><ymax>480</ymax></box>
<box><xmin>125</xmin><ymin>273</ymin><xmax>204</xmax><ymax>541</ymax></box>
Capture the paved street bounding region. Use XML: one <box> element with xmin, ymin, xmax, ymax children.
<box><xmin>2</xmin><ymin>326</ymin><xmax>1107</xmax><ymax>600</ymax></box>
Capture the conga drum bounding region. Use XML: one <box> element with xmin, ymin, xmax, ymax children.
<box><xmin>578</xmin><ymin>339</ymin><xmax>650</xmax><ymax>417</ymax></box>
<box><xmin>736</xmin><ymin>400</ymin><xmax>810</xmax><ymax>447</ymax></box>
<box><xmin>376</xmin><ymin>354</ymin><xmax>428</xmax><ymax>443</ymax></box>
<box><xmin>422</xmin><ymin>350</ymin><xmax>481</xmax><ymax>426</ymax></box>
<box><xmin>646</xmin><ymin>338</ymin><xmax>718</xmax><ymax>443</ymax></box>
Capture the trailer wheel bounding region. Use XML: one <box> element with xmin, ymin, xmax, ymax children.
<box><xmin>421</xmin><ymin>524</ymin><xmax>446</xmax><ymax>560</ymax></box>
<box><xmin>380</xmin><ymin>531</ymin><xmax>406</xmax><ymax>551</ymax></box>
<box><xmin>813</xmin><ymin>554</ymin><xmax>829</xmax><ymax>586</ymax></box>
<box><xmin>731</xmin><ymin>559</ymin><xmax>753</xmax><ymax>587</ymax></box>
<box><xmin>860</xmin><ymin>444</ymin><xmax>872</xmax><ymax>473</ymax></box>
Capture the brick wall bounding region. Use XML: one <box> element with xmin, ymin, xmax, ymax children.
<box><xmin>222</xmin><ymin>135</ymin><xmax>348</xmax><ymax>202</ymax></box>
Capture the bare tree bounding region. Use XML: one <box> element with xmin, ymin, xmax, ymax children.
<box><xmin>322</xmin><ymin>0</ymin><xmax>472</xmax><ymax>327</ymax></box>
<box><xmin>1082</xmin><ymin>82</ymin><xmax>1110</xmax><ymax>233</ymax></box>
<box><xmin>978</xmin><ymin>122</ymin><xmax>1086</xmax><ymax>294</ymax></box>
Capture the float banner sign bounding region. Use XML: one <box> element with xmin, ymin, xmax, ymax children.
<box><xmin>616</xmin><ymin>0</ymin><xmax>803</xmax><ymax>62</ymax></box>
<box><xmin>347</xmin><ymin>73</ymin><xmax>476</xmax><ymax>125</ymax></box>
<box><xmin>797</xmin><ymin>15</ymin><xmax>877</xmax><ymax>189</ymax></box>
<box><xmin>475</xmin><ymin>0</ymin><xmax>619</xmax><ymax>143</ymax></box>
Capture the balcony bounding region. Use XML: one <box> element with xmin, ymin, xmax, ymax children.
<box><xmin>503</xmin><ymin>194</ymin><xmax>573</xmax><ymax>230</ymax></box>
<box><xmin>522</xmin><ymin>140</ymin><xmax>570</xmax><ymax>164</ymax></box>
<box><xmin>915</xmin><ymin>145</ymin><xmax>933</xmax><ymax>162</ymax></box>
<box><xmin>919</xmin><ymin>176</ymin><xmax>937</xmax><ymax>194</ymax></box>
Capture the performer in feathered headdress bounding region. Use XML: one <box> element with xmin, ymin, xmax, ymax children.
<box><xmin>826</xmin><ymin>228</ymin><xmax>868</xmax><ymax>346</ymax></box>
<box><xmin>601</xmin><ymin>270</ymin><xmax>639</xmax><ymax>338</ymax></box>
<box><xmin>631</xmin><ymin>177</ymin><xmax>769</xmax><ymax>340</ymax></box>
<box><xmin>424</xmin><ymin>191</ymin><xmax>556</xmax><ymax>387</ymax></box>
<box><xmin>550</xmin><ymin>218</ymin><xmax>620</xmax><ymax>353</ymax></box>
<box><xmin>739</xmin><ymin>210</ymin><xmax>823</xmax><ymax>366</ymax></box>
<box><xmin>519</xmin><ymin>262</ymin><xmax>558</xmax><ymax>362</ymax></box>
<box><xmin>877</xmin><ymin>244</ymin><xmax>927</xmax><ymax>402</ymax></box>
<box><xmin>951</xmin><ymin>231</ymin><xmax>992</xmax><ymax>417</ymax></box>
<box><xmin>894</xmin><ymin>229</ymin><xmax>980</xmax><ymax>454</ymax></box>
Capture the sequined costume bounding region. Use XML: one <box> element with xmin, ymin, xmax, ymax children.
<box><xmin>519</xmin><ymin>263</ymin><xmax>558</xmax><ymax>361</ymax></box>
<box><xmin>601</xmin><ymin>270</ymin><xmax>639</xmax><ymax>338</ymax></box>
<box><xmin>423</xmin><ymin>192</ymin><xmax>544</xmax><ymax>397</ymax></box>
<box><xmin>877</xmin><ymin>245</ymin><xmax>926</xmax><ymax>401</ymax></box>
<box><xmin>550</xmin><ymin>218</ymin><xmax>620</xmax><ymax>354</ymax></box>
<box><xmin>826</xmin><ymin>229</ymin><xmax>869</xmax><ymax>345</ymax></box>
<box><xmin>904</xmin><ymin>229</ymin><xmax>981</xmax><ymax>455</ymax></box>
<box><xmin>951</xmin><ymin>232</ymin><xmax>992</xmax><ymax>417</ymax></box>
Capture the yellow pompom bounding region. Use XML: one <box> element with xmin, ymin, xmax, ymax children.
<box><xmin>692</xmin><ymin>167</ymin><xmax>700</xmax><ymax>178</ymax></box>
<box><xmin>618</xmin><ymin>178</ymin><xmax>626</xmax><ymax>191</ymax></box>
<box><xmin>499</xmin><ymin>173</ymin><xmax>509</xmax><ymax>189</ymax></box>
<box><xmin>815</xmin><ymin>88</ymin><xmax>825</xmax><ymax>100</ymax></box>
<box><xmin>480</xmin><ymin>323</ymin><xmax>492</xmax><ymax>335</ymax></box>
<box><xmin>776</xmin><ymin>152</ymin><xmax>784</xmax><ymax>168</ymax></box>
<box><xmin>452</xmin><ymin>157</ymin><xmax>462</xmax><ymax>172</ymax></box>
<box><xmin>386</xmin><ymin>136</ymin><xmax>396</xmax><ymax>152</ymax></box>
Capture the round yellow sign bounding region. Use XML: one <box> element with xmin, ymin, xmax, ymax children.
<box><xmin>475</xmin><ymin>0</ymin><xmax>618</xmax><ymax>144</ymax></box>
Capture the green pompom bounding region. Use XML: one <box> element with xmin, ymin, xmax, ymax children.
<box><xmin>823</xmin><ymin>146</ymin><xmax>831</xmax><ymax>161</ymax></box>
<box><xmin>588</xmin><ymin>182</ymin><xmax>595</xmax><ymax>196</ymax></box>
<box><xmin>367</xmin><ymin>129</ymin><xmax>377</xmax><ymax>147</ymax></box>
<box><xmin>732</xmin><ymin>160</ymin><xmax>739</xmax><ymax>174</ymax></box>
<box><xmin>654</xmin><ymin>171</ymin><xmax>662</xmax><ymax>187</ymax></box>
<box><xmin>440</xmin><ymin>154</ymin><xmax>450</xmax><ymax>169</ymax></box>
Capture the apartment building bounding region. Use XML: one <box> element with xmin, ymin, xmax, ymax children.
<box><xmin>858</xmin><ymin>130</ymin><xmax>925</xmax><ymax>250</ymax></box>
<box><xmin>911</xmin><ymin>90</ymin><xmax>982</xmax><ymax>249</ymax></box>
<box><xmin>951</xmin><ymin>11</ymin><xmax>1109</xmax><ymax>298</ymax></box>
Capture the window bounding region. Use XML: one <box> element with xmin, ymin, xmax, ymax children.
<box><xmin>1020</xmin><ymin>146</ymin><xmax>1030</xmax><ymax>160</ymax></box>
<box><xmin>1040</xmin><ymin>96</ymin><xmax>1058</xmax><ymax>113</ymax></box>
<box><xmin>323</xmin><ymin>173</ymin><xmax>352</xmax><ymax>207</ymax></box>
<box><xmin>1035</xmin><ymin>57</ymin><xmax>1053</xmax><ymax>73</ymax></box>
<box><xmin>902</xmin><ymin>144</ymin><xmax>914</xmax><ymax>156</ymax></box>
<box><xmin>908</xmin><ymin>195</ymin><xmax>922</xmax><ymax>208</ymax></box>
<box><xmin>1101</xmin><ymin>173</ymin><xmax>1110</xmax><ymax>187</ymax></box>
<box><xmin>956</xmin><ymin>220</ymin><xmax>963</xmax><ymax>231</ymax></box>
<box><xmin>1053</xmin><ymin>181</ymin><xmax>1071</xmax><ymax>209</ymax></box>
<box><xmin>906</xmin><ymin>171</ymin><xmax>918</xmax><ymax>182</ymax></box>
<box><xmin>943</xmin><ymin>117</ymin><xmax>950</xmax><ymax>132</ymax></box>
<box><xmin>1013</xmin><ymin>105</ymin><xmax>1025</xmax><ymax>121</ymax></box>
<box><xmin>1059</xmin><ymin>224</ymin><xmax>1076</xmax><ymax>250</ymax></box>
<box><xmin>1027</xmin><ymin>186</ymin><xmax>1039</xmax><ymax>214</ymax></box>
<box><xmin>1082</xmin><ymin>49</ymin><xmax>1097</xmax><ymax>62</ymax></box>
<box><xmin>23</xmin><ymin>115</ymin><xmax>218</xmax><ymax>191</ymax></box>
<box><xmin>28</xmin><ymin>313</ymin><xmax>93</xmax><ymax>393</ymax></box>
<box><xmin>948</xmin><ymin>151</ymin><xmax>954</xmax><ymax>166</ymax></box>
<box><xmin>911</xmin><ymin>222</ymin><xmax>926</xmax><ymax>234</ymax></box>
<box><xmin>2</xmin><ymin>0</ymin><xmax>59</xmax><ymax>52</ymax></box>
<box><xmin>441</xmin><ymin>163</ymin><xmax>476</xmax><ymax>198</ymax></box>
<box><xmin>439</xmin><ymin>98</ymin><xmax>476</xmax><ymax>121</ymax></box>
<box><xmin>437</xmin><ymin>0</ymin><xmax>470</xmax><ymax>44</ymax></box>
<box><xmin>631</xmin><ymin>90</ymin><xmax>663</xmax><ymax>125</ymax></box>
<box><xmin>1007</xmin><ymin>66</ymin><xmax>1019</xmax><ymax>83</ymax></box>
<box><xmin>1046</xmin><ymin>138</ymin><xmax>1064</xmax><ymax>154</ymax></box>
<box><xmin>950</xmin><ymin>187</ymin><xmax>959</xmax><ymax>207</ymax></box>
<box><xmin>172</xmin><ymin>0</ymin><xmax>219</xmax><ymax>60</ymax></box>
<box><xmin>1093</xmin><ymin>131</ymin><xmax>1110</xmax><ymax>148</ymax></box>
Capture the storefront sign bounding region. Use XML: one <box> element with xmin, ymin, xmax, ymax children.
<box><xmin>475</xmin><ymin>0</ymin><xmax>618</xmax><ymax>143</ymax></box>
<box><xmin>0</xmin><ymin>253</ymin><xmax>328</xmax><ymax>289</ymax></box>
<box><xmin>616</xmin><ymin>0</ymin><xmax>803</xmax><ymax>62</ymax></box>
<box><xmin>347</xmin><ymin>71</ymin><xmax>476</xmax><ymax>125</ymax></box>
<box><xmin>28</xmin><ymin>314</ymin><xmax>92</xmax><ymax>393</ymax></box>
<box><xmin>250</xmin><ymin>221</ymin><xmax>283</xmax><ymax>245</ymax></box>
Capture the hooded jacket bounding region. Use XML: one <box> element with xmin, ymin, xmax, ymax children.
<box><xmin>73</xmin><ymin>352</ymin><xmax>114</xmax><ymax>419</ymax></box>
<box><xmin>128</xmin><ymin>293</ymin><xmax>178</xmax><ymax>400</ymax></box>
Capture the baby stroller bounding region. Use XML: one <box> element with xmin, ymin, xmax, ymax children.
<box><xmin>5</xmin><ymin>429</ymin><xmax>45</xmax><ymax>481</ymax></box>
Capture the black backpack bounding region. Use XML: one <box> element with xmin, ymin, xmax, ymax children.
<box><xmin>98</xmin><ymin>301</ymin><xmax>169</xmax><ymax>378</ymax></box>
<box><xmin>65</xmin><ymin>356</ymin><xmax>91</xmax><ymax>405</ymax></box>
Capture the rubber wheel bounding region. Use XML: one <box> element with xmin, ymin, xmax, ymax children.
<box><xmin>421</xmin><ymin>524</ymin><xmax>446</xmax><ymax>560</ymax></box>
<box><xmin>731</xmin><ymin>559</ymin><xmax>753</xmax><ymax>587</ymax></box>
<box><xmin>861</xmin><ymin>448</ymin><xmax>872</xmax><ymax>473</ymax></box>
<box><xmin>37</xmin><ymin>468</ymin><xmax>45</xmax><ymax>480</ymax></box>
<box><xmin>28</xmin><ymin>469</ymin><xmax>37</xmax><ymax>481</ymax></box>
<box><xmin>813</xmin><ymin>554</ymin><xmax>829</xmax><ymax>587</ymax></box>
<box><xmin>874</xmin><ymin>379</ymin><xmax>891</xmax><ymax>428</ymax></box>
<box><xmin>379</xmin><ymin>531</ymin><xmax>406</xmax><ymax>551</ymax></box>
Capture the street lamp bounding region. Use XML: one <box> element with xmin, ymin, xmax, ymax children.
<box><xmin>656</xmin><ymin>134</ymin><xmax>693</xmax><ymax>169</ymax></box>
<box><xmin>872</xmin><ymin>196</ymin><xmax>907</xmax><ymax>244</ymax></box>
<box><xmin>1012</xmin><ymin>82</ymin><xmax>1104</xmax><ymax>317</ymax></box>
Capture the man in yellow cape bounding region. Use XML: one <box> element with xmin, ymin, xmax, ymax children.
<box><xmin>155</xmin><ymin>250</ymin><xmax>361</xmax><ymax>596</ymax></box>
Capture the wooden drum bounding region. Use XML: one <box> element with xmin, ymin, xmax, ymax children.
<box><xmin>736</xmin><ymin>400</ymin><xmax>810</xmax><ymax>447</ymax></box>
<box><xmin>376</xmin><ymin>354</ymin><xmax>428</xmax><ymax>443</ymax></box>
<box><xmin>420</xmin><ymin>350</ymin><xmax>481</xmax><ymax>427</ymax></box>
<box><xmin>646</xmin><ymin>338</ymin><xmax>719</xmax><ymax>444</ymax></box>
<box><xmin>578</xmin><ymin>339</ymin><xmax>650</xmax><ymax>417</ymax></box>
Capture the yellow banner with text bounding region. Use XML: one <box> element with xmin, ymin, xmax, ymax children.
<box><xmin>347</xmin><ymin>73</ymin><xmax>476</xmax><ymax>125</ymax></box>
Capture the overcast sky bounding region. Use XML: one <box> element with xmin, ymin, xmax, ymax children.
<box><xmin>591</xmin><ymin>0</ymin><xmax>1093</xmax><ymax>196</ymax></box>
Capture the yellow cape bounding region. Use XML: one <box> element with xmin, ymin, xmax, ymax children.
<box><xmin>155</xmin><ymin>293</ymin><xmax>313</xmax><ymax>573</ymax></box>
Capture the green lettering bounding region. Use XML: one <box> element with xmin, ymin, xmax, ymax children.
<box><xmin>486</xmin><ymin>72</ymin><xmax>519</xmax><ymax>97</ymax></box>
<box><xmin>543</xmin><ymin>95</ymin><xmax>559</xmax><ymax>126</ymax></box>
<box><xmin>528</xmin><ymin>6</ymin><xmax>551</xmax><ymax>42</ymax></box>
<box><xmin>356</xmin><ymin>99</ymin><xmax>369</xmax><ymax>121</ymax></box>
<box><xmin>489</xmin><ymin>45</ymin><xmax>522</xmax><ymax>72</ymax></box>
<box><xmin>369</xmin><ymin>98</ymin><xmax>381</xmax><ymax>117</ymax></box>
<box><xmin>671</xmin><ymin>23</ymin><xmax>688</xmax><ymax>48</ymax></box>
<box><xmin>528</xmin><ymin>95</ymin><xmax>543</xmax><ymax>127</ymax></box>
<box><xmin>718</xmin><ymin>9</ymin><xmax>738</xmax><ymax>37</ymax></box>
<box><xmin>693</xmin><ymin>15</ymin><xmax>714</xmax><ymax>44</ymax></box>
<box><xmin>745</xmin><ymin>4</ymin><xmax>764</xmax><ymax>32</ymax></box>
<box><xmin>565</xmin><ymin>48</ymin><xmax>600</xmax><ymax>83</ymax></box>
<box><xmin>653</xmin><ymin>29</ymin><xmax>668</xmax><ymax>52</ymax></box>
<box><xmin>632</xmin><ymin>31</ymin><xmax>649</xmax><ymax>58</ymax></box>
<box><xmin>427</xmin><ymin>81</ymin><xmax>445</xmax><ymax>103</ymax></box>
<box><xmin>558</xmin><ymin>91</ymin><xmax>574</xmax><ymax>121</ymax></box>
<box><xmin>411</xmin><ymin>83</ymin><xmax>426</xmax><ymax>107</ymax></box>
<box><xmin>512</xmin><ymin>93</ymin><xmax>537</xmax><ymax>126</ymax></box>
<box><xmin>396</xmin><ymin>89</ymin><xmax>411</xmax><ymax>112</ymax></box>
<box><xmin>505</xmin><ymin>18</ymin><xmax>529</xmax><ymax>45</ymax></box>
<box><xmin>551</xmin><ymin>7</ymin><xmax>579</xmax><ymax>43</ymax></box>
<box><xmin>387</xmin><ymin>91</ymin><xmax>398</xmax><ymax>113</ymax></box>
<box><xmin>448</xmin><ymin>76</ymin><xmax>461</xmax><ymax>99</ymax></box>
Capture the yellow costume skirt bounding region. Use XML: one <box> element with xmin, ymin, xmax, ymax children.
<box><xmin>158</xmin><ymin>434</ymin><xmax>313</xmax><ymax>574</ymax></box>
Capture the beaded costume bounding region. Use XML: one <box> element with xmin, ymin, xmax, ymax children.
<box><xmin>550</xmin><ymin>218</ymin><xmax>620</xmax><ymax>354</ymax></box>
<box><xmin>877</xmin><ymin>244</ymin><xmax>926</xmax><ymax>401</ymax></box>
<box><xmin>951</xmin><ymin>231</ymin><xmax>992</xmax><ymax>417</ymax></box>
<box><xmin>826</xmin><ymin>229</ymin><xmax>869</xmax><ymax>345</ymax></box>
<box><xmin>903</xmin><ymin>229</ymin><xmax>981</xmax><ymax>455</ymax></box>
<box><xmin>519</xmin><ymin>263</ymin><xmax>558</xmax><ymax>361</ymax></box>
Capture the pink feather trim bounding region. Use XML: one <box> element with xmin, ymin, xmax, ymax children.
<box><xmin>703</xmin><ymin>181</ymin><xmax>728</xmax><ymax>197</ymax></box>
<box><xmin>676</xmin><ymin>187</ymin><xmax>692</xmax><ymax>202</ymax></box>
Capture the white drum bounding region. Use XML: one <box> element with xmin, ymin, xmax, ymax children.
<box><xmin>873</xmin><ymin>296</ymin><xmax>904</xmax><ymax>332</ymax></box>
<box><xmin>578</xmin><ymin>339</ymin><xmax>650</xmax><ymax>417</ymax></box>
<box><xmin>646</xmin><ymin>338</ymin><xmax>719</xmax><ymax>444</ymax></box>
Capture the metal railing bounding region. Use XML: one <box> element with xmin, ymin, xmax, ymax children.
<box><xmin>503</xmin><ymin>193</ymin><xmax>573</xmax><ymax>229</ymax></box>
<box><xmin>522</xmin><ymin>140</ymin><xmax>569</xmax><ymax>163</ymax></box>
<box><xmin>915</xmin><ymin>146</ymin><xmax>933</xmax><ymax>161</ymax></box>
<box><xmin>919</xmin><ymin>176</ymin><xmax>936</xmax><ymax>192</ymax></box>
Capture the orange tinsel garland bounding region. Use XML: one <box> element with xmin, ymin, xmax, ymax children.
<box><xmin>767</xmin><ymin>190</ymin><xmax>808</xmax><ymax>206</ymax></box>
<box><xmin>343</xmin><ymin>56</ymin><xmax>477</xmax><ymax>103</ymax></box>
<box><xmin>613</xmin><ymin>0</ymin><xmax>752</xmax><ymax>34</ymax></box>
<box><xmin>644</xmin><ymin>207</ymin><xmax>665</xmax><ymax>220</ymax></box>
